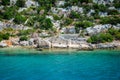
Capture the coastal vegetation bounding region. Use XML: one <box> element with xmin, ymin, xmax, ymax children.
<box><xmin>0</xmin><ymin>0</ymin><xmax>120</xmax><ymax>49</ymax></box>
<box><xmin>16</xmin><ymin>0</ymin><xmax>25</xmax><ymax>7</ymax></box>
<box><xmin>1</xmin><ymin>0</ymin><xmax>10</xmax><ymax>5</ymax></box>
<box><xmin>87</xmin><ymin>33</ymin><xmax>114</xmax><ymax>43</ymax></box>
<box><xmin>100</xmin><ymin>16</ymin><xmax>120</xmax><ymax>25</ymax></box>
<box><xmin>0</xmin><ymin>33</ymin><xmax>10</xmax><ymax>41</ymax></box>
<box><xmin>75</xmin><ymin>21</ymin><xmax>93</xmax><ymax>33</ymax></box>
<box><xmin>20</xmin><ymin>36</ymin><xmax>28</xmax><ymax>41</ymax></box>
<box><xmin>87</xmin><ymin>28</ymin><xmax>120</xmax><ymax>43</ymax></box>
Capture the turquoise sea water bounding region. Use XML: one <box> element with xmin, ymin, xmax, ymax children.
<box><xmin>0</xmin><ymin>50</ymin><xmax>120</xmax><ymax>80</ymax></box>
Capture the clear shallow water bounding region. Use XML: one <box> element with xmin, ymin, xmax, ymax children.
<box><xmin>0</xmin><ymin>50</ymin><xmax>120</xmax><ymax>80</ymax></box>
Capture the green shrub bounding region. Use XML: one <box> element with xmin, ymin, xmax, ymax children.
<box><xmin>53</xmin><ymin>15</ymin><xmax>60</xmax><ymax>20</ymax></box>
<box><xmin>114</xmin><ymin>3</ymin><xmax>120</xmax><ymax>8</ymax></box>
<box><xmin>108</xmin><ymin>28</ymin><xmax>120</xmax><ymax>40</ymax></box>
<box><xmin>18</xmin><ymin>29</ymin><xmax>34</xmax><ymax>36</ymax></box>
<box><xmin>2</xmin><ymin>6</ymin><xmax>17</xmax><ymax>20</ymax></box>
<box><xmin>36</xmin><ymin>0</ymin><xmax>56</xmax><ymax>11</ymax></box>
<box><xmin>100</xmin><ymin>16</ymin><xmax>120</xmax><ymax>25</ymax></box>
<box><xmin>69</xmin><ymin>11</ymin><xmax>80</xmax><ymax>19</ymax></box>
<box><xmin>2</xmin><ymin>33</ymin><xmax>10</xmax><ymax>40</ymax></box>
<box><xmin>75</xmin><ymin>21</ymin><xmax>93</xmax><ymax>33</ymax></box>
<box><xmin>108</xmin><ymin>28</ymin><xmax>119</xmax><ymax>35</ymax></box>
<box><xmin>20</xmin><ymin>36</ymin><xmax>28</xmax><ymax>41</ymax></box>
<box><xmin>87</xmin><ymin>38</ymin><xmax>92</xmax><ymax>43</ymax></box>
<box><xmin>93</xmin><ymin>4</ymin><xmax>108</xmax><ymax>12</ymax></box>
<box><xmin>64</xmin><ymin>18</ymin><xmax>73</xmax><ymax>26</ymax></box>
<box><xmin>115</xmin><ymin>33</ymin><xmax>120</xmax><ymax>40</ymax></box>
<box><xmin>0</xmin><ymin>33</ymin><xmax>10</xmax><ymax>41</ymax></box>
<box><xmin>108</xmin><ymin>10</ymin><xmax>119</xmax><ymax>15</ymax></box>
<box><xmin>0</xmin><ymin>38</ymin><xmax>3</xmax><ymax>42</ymax></box>
<box><xmin>14</xmin><ymin>14</ymin><xmax>27</xmax><ymax>24</ymax></box>
<box><xmin>87</xmin><ymin>33</ymin><xmax>114</xmax><ymax>43</ymax></box>
<box><xmin>40</xmin><ymin>18</ymin><xmax>53</xmax><ymax>30</ymax></box>
<box><xmin>1</xmin><ymin>0</ymin><xmax>10</xmax><ymax>5</ymax></box>
<box><xmin>16</xmin><ymin>0</ymin><xmax>25</xmax><ymax>7</ymax></box>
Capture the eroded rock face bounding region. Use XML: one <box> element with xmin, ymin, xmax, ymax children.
<box><xmin>85</xmin><ymin>24</ymin><xmax>120</xmax><ymax>36</ymax></box>
<box><xmin>0</xmin><ymin>21</ymin><xmax>31</xmax><ymax>31</ymax></box>
<box><xmin>37</xmin><ymin>39</ymin><xmax>51</xmax><ymax>48</ymax></box>
<box><xmin>12</xmin><ymin>41</ymin><xmax>19</xmax><ymax>45</ymax></box>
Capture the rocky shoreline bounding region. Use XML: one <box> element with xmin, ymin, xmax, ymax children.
<box><xmin>0</xmin><ymin>37</ymin><xmax>120</xmax><ymax>51</ymax></box>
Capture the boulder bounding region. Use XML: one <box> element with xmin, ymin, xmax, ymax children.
<box><xmin>85</xmin><ymin>24</ymin><xmax>112</xmax><ymax>35</ymax></box>
<box><xmin>0</xmin><ymin>42</ymin><xmax>7</xmax><ymax>47</ymax></box>
<box><xmin>29</xmin><ymin>38</ymin><xmax>35</xmax><ymax>45</ymax></box>
<box><xmin>20</xmin><ymin>41</ymin><xmax>29</xmax><ymax>46</ymax></box>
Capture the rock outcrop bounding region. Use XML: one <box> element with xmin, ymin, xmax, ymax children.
<box><xmin>85</xmin><ymin>24</ymin><xmax>120</xmax><ymax>36</ymax></box>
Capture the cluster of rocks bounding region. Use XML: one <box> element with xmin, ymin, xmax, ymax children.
<box><xmin>93</xmin><ymin>0</ymin><xmax>114</xmax><ymax>5</ymax></box>
<box><xmin>85</xmin><ymin>24</ymin><xmax>120</xmax><ymax>35</ymax></box>
<box><xmin>10</xmin><ymin>0</ymin><xmax>39</xmax><ymax>8</ymax></box>
<box><xmin>0</xmin><ymin>21</ymin><xmax>31</xmax><ymax>31</ymax></box>
<box><xmin>0</xmin><ymin>35</ymin><xmax>120</xmax><ymax>50</ymax></box>
<box><xmin>0</xmin><ymin>42</ymin><xmax>7</xmax><ymax>47</ymax></box>
<box><xmin>51</xmin><ymin>6</ymin><xmax>83</xmax><ymax>18</ymax></box>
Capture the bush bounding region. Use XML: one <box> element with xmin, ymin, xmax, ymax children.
<box><xmin>2</xmin><ymin>33</ymin><xmax>10</xmax><ymax>40</ymax></box>
<box><xmin>75</xmin><ymin>21</ymin><xmax>93</xmax><ymax>33</ymax></box>
<box><xmin>108</xmin><ymin>10</ymin><xmax>119</xmax><ymax>15</ymax></box>
<box><xmin>1</xmin><ymin>0</ymin><xmax>10</xmax><ymax>5</ymax></box>
<box><xmin>18</xmin><ymin>29</ymin><xmax>34</xmax><ymax>36</ymax></box>
<box><xmin>2</xmin><ymin>6</ymin><xmax>17</xmax><ymax>20</ymax></box>
<box><xmin>87</xmin><ymin>38</ymin><xmax>92</xmax><ymax>43</ymax></box>
<box><xmin>100</xmin><ymin>16</ymin><xmax>120</xmax><ymax>25</ymax></box>
<box><xmin>0</xmin><ymin>33</ymin><xmax>10</xmax><ymax>41</ymax></box>
<box><xmin>20</xmin><ymin>36</ymin><xmax>28</xmax><ymax>41</ymax></box>
<box><xmin>87</xmin><ymin>33</ymin><xmax>114</xmax><ymax>43</ymax></box>
<box><xmin>93</xmin><ymin>4</ymin><xmax>108</xmax><ymax>12</ymax></box>
<box><xmin>16</xmin><ymin>0</ymin><xmax>25</xmax><ymax>7</ymax></box>
<box><xmin>115</xmin><ymin>33</ymin><xmax>120</xmax><ymax>40</ymax></box>
<box><xmin>64</xmin><ymin>18</ymin><xmax>73</xmax><ymax>26</ymax></box>
<box><xmin>108</xmin><ymin>28</ymin><xmax>119</xmax><ymax>35</ymax></box>
<box><xmin>14</xmin><ymin>14</ymin><xmax>27</xmax><ymax>24</ymax></box>
<box><xmin>114</xmin><ymin>3</ymin><xmax>120</xmax><ymax>8</ymax></box>
<box><xmin>40</xmin><ymin>18</ymin><xmax>53</xmax><ymax>30</ymax></box>
<box><xmin>36</xmin><ymin>0</ymin><xmax>56</xmax><ymax>11</ymax></box>
<box><xmin>69</xmin><ymin>11</ymin><xmax>80</xmax><ymax>19</ymax></box>
<box><xmin>0</xmin><ymin>38</ymin><xmax>3</xmax><ymax>42</ymax></box>
<box><xmin>108</xmin><ymin>28</ymin><xmax>120</xmax><ymax>40</ymax></box>
<box><xmin>53</xmin><ymin>15</ymin><xmax>60</xmax><ymax>20</ymax></box>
